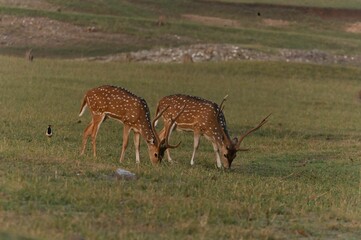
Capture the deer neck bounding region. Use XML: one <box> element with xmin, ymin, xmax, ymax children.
<box><xmin>215</xmin><ymin>111</ymin><xmax>233</xmax><ymax>148</ymax></box>
<box><xmin>215</xmin><ymin>129</ymin><xmax>233</xmax><ymax>149</ymax></box>
<box><xmin>203</xmin><ymin>124</ymin><xmax>232</xmax><ymax>151</ymax></box>
<box><xmin>137</xmin><ymin>118</ymin><xmax>159</xmax><ymax>147</ymax></box>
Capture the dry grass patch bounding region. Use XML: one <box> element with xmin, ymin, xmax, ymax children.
<box><xmin>345</xmin><ymin>22</ymin><xmax>361</xmax><ymax>33</ymax></box>
<box><xmin>182</xmin><ymin>14</ymin><xmax>241</xmax><ymax>28</ymax></box>
<box><xmin>263</xmin><ymin>18</ymin><xmax>290</xmax><ymax>27</ymax></box>
<box><xmin>182</xmin><ymin>15</ymin><xmax>291</xmax><ymax>29</ymax></box>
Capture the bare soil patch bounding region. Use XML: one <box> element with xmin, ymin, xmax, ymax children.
<box><xmin>0</xmin><ymin>15</ymin><xmax>134</xmax><ymax>48</ymax></box>
<box><xmin>0</xmin><ymin>0</ymin><xmax>55</xmax><ymax>10</ymax></box>
<box><xmin>182</xmin><ymin>14</ymin><xmax>240</xmax><ymax>28</ymax></box>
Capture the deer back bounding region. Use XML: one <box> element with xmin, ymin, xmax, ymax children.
<box><xmin>157</xmin><ymin>94</ymin><xmax>231</xmax><ymax>142</ymax></box>
<box><xmin>85</xmin><ymin>85</ymin><xmax>154</xmax><ymax>137</ymax></box>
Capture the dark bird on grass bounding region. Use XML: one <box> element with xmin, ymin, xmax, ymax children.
<box><xmin>46</xmin><ymin>125</ymin><xmax>53</xmax><ymax>138</ymax></box>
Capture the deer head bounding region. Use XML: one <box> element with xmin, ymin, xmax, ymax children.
<box><xmin>148</xmin><ymin>104</ymin><xmax>185</xmax><ymax>164</ymax></box>
<box><xmin>219</xmin><ymin>113</ymin><xmax>271</xmax><ymax>168</ymax></box>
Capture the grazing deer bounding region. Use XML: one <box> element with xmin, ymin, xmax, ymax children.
<box><xmin>157</xmin><ymin>15</ymin><xmax>166</xmax><ymax>26</ymax></box>
<box><xmin>155</xmin><ymin>94</ymin><xmax>270</xmax><ymax>168</ymax></box>
<box><xmin>79</xmin><ymin>85</ymin><xmax>184</xmax><ymax>164</ymax></box>
<box><xmin>25</xmin><ymin>49</ymin><xmax>33</xmax><ymax>61</ymax></box>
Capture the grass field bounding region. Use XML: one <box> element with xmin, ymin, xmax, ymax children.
<box><xmin>1</xmin><ymin>0</ymin><xmax>361</xmax><ymax>239</ymax></box>
<box><xmin>1</xmin><ymin>56</ymin><xmax>361</xmax><ymax>239</ymax></box>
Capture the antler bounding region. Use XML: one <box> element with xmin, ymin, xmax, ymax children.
<box><xmin>151</xmin><ymin>105</ymin><xmax>170</xmax><ymax>145</ymax></box>
<box><xmin>162</xmin><ymin>104</ymin><xmax>186</xmax><ymax>149</ymax></box>
<box><xmin>217</xmin><ymin>94</ymin><xmax>228</xmax><ymax>117</ymax></box>
<box><xmin>235</xmin><ymin>113</ymin><xmax>271</xmax><ymax>151</ymax></box>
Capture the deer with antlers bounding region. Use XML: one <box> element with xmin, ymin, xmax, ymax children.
<box><xmin>155</xmin><ymin>94</ymin><xmax>270</xmax><ymax>168</ymax></box>
<box><xmin>79</xmin><ymin>85</ymin><xmax>184</xmax><ymax>164</ymax></box>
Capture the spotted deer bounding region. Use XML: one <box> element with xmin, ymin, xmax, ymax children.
<box><xmin>79</xmin><ymin>85</ymin><xmax>184</xmax><ymax>164</ymax></box>
<box><xmin>155</xmin><ymin>94</ymin><xmax>270</xmax><ymax>168</ymax></box>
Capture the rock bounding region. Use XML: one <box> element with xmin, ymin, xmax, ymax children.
<box><xmin>115</xmin><ymin>168</ymin><xmax>137</xmax><ymax>180</ymax></box>
<box><xmin>77</xmin><ymin>44</ymin><xmax>361</xmax><ymax>67</ymax></box>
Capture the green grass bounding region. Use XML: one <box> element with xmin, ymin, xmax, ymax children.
<box><xmin>0</xmin><ymin>56</ymin><xmax>360</xmax><ymax>239</ymax></box>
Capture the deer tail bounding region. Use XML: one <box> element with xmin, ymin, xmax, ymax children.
<box><xmin>79</xmin><ymin>95</ymin><xmax>88</xmax><ymax>117</ymax></box>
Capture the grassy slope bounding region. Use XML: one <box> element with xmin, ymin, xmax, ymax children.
<box><xmin>214</xmin><ymin>0</ymin><xmax>361</xmax><ymax>9</ymax></box>
<box><xmin>0</xmin><ymin>56</ymin><xmax>360</xmax><ymax>239</ymax></box>
<box><xmin>0</xmin><ymin>0</ymin><xmax>361</xmax><ymax>57</ymax></box>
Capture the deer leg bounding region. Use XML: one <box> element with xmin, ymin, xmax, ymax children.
<box><xmin>120</xmin><ymin>125</ymin><xmax>131</xmax><ymax>163</ymax></box>
<box><xmin>80</xmin><ymin>120</ymin><xmax>94</xmax><ymax>155</ymax></box>
<box><xmin>158</xmin><ymin>127</ymin><xmax>174</xmax><ymax>161</ymax></box>
<box><xmin>190</xmin><ymin>132</ymin><xmax>200</xmax><ymax>166</ymax></box>
<box><xmin>211</xmin><ymin>141</ymin><xmax>222</xmax><ymax>168</ymax></box>
<box><xmin>165</xmin><ymin>149</ymin><xmax>173</xmax><ymax>162</ymax></box>
<box><xmin>159</xmin><ymin>121</ymin><xmax>176</xmax><ymax>162</ymax></box>
<box><xmin>90</xmin><ymin>114</ymin><xmax>105</xmax><ymax>157</ymax></box>
<box><xmin>133</xmin><ymin>131</ymin><xmax>141</xmax><ymax>164</ymax></box>
<box><xmin>165</xmin><ymin>123</ymin><xmax>177</xmax><ymax>162</ymax></box>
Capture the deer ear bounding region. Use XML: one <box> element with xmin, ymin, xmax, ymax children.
<box><xmin>147</xmin><ymin>138</ymin><xmax>155</xmax><ymax>145</ymax></box>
